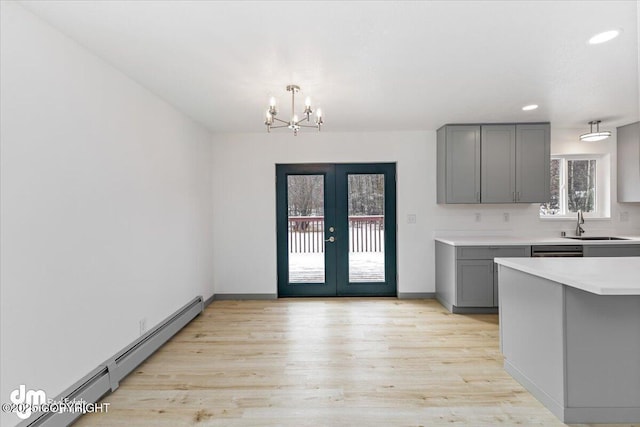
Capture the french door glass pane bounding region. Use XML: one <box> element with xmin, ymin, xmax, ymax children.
<box><xmin>287</xmin><ymin>175</ymin><xmax>325</xmax><ymax>283</ymax></box>
<box><xmin>347</xmin><ymin>174</ymin><xmax>385</xmax><ymax>283</ymax></box>
<box><xmin>567</xmin><ymin>160</ymin><xmax>596</xmax><ymax>213</ymax></box>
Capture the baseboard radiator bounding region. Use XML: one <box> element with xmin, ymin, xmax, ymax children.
<box><xmin>21</xmin><ymin>296</ymin><xmax>204</xmax><ymax>427</ymax></box>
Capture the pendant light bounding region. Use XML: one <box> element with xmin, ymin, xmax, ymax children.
<box><xmin>580</xmin><ymin>120</ymin><xmax>611</xmax><ymax>142</ymax></box>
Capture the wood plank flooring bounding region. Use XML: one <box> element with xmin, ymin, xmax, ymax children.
<box><xmin>75</xmin><ymin>299</ymin><xmax>638</xmax><ymax>426</ymax></box>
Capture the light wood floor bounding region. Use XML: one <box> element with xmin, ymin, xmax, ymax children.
<box><xmin>75</xmin><ymin>299</ymin><xmax>638</xmax><ymax>426</ymax></box>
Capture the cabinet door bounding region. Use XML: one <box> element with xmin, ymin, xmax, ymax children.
<box><xmin>515</xmin><ymin>124</ymin><xmax>550</xmax><ymax>203</ymax></box>
<box><xmin>456</xmin><ymin>260</ymin><xmax>494</xmax><ymax>307</ymax></box>
<box><xmin>481</xmin><ymin>125</ymin><xmax>516</xmax><ymax>203</ymax></box>
<box><xmin>446</xmin><ymin>126</ymin><xmax>481</xmax><ymax>203</ymax></box>
<box><xmin>617</xmin><ymin>122</ymin><xmax>640</xmax><ymax>202</ymax></box>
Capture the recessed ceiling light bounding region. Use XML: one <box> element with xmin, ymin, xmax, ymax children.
<box><xmin>588</xmin><ymin>29</ymin><xmax>620</xmax><ymax>45</ymax></box>
<box><xmin>522</xmin><ymin>104</ymin><xmax>538</xmax><ymax>111</ymax></box>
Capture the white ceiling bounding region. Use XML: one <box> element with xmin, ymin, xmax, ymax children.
<box><xmin>20</xmin><ymin>0</ymin><xmax>640</xmax><ymax>133</ymax></box>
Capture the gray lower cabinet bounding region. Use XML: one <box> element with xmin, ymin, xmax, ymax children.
<box><xmin>437</xmin><ymin>122</ymin><xmax>550</xmax><ymax>204</ymax></box>
<box><xmin>435</xmin><ymin>241</ymin><xmax>531</xmax><ymax>313</ymax></box>
<box><xmin>584</xmin><ymin>245</ymin><xmax>640</xmax><ymax>257</ymax></box>
<box><xmin>457</xmin><ymin>260</ymin><xmax>494</xmax><ymax>307</ymax></box>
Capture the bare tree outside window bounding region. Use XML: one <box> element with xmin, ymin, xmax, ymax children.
<box><xmin>540</xmin><ymin>159</ymin><xmax>561</xmax><ymax>215</ymax></box>
<box><xmin>287</xmin><ymin>175</ymin><xmax>324</xmax><ymax>233</ymax></box>
<box><xmin>348</xmin><ymin>174</ymin><xmax>385</xmax><ymax>215</ymax></box>
<box><xmin>540</xmin><ymin>157</ymin><xmax>598</xmax><ymax>216</ymax></box>
<box><xmin>567</xmin><ymin>160</ymin><xmax>596</xmax><ymax>213</ymax></box>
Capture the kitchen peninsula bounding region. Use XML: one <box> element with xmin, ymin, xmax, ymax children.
<box><xmin>495</xmin><ymin>257</ymin><xmax>640</xmax><ymax>423</ymax></box>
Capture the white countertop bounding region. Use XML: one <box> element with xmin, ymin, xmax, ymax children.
<box><xmin>495</xmin><ymin>257</ymin><xmax>640</xmax><ymax>295</ymax></box>
<box><xmin>435</xmin><ymin>235</ymin><xmax>640</xmax><ymax>246</ymax></box>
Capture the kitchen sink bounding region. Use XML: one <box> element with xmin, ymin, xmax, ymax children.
<box><xmin>564</xmin><ymin>236</ymin><xmax>629</xmax><ymax>241</ymax></box>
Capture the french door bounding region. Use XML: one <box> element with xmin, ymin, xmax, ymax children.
<box><xmin>276</xmin><ymin>163</ymin><xmax>396</xmax><ymax>297</ymax></box>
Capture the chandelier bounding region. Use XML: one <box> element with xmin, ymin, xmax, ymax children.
<box><xmin>264</xmin><ymin>85</ymin><xmax>323</xmax><ymax>135</ymax></box>
<box><xmin>580</xmin><ymin>120</ymin><xmax>611</xmax><ymax>142</ymax></box>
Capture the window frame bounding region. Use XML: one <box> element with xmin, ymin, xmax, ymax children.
<box><xmin>540</xmin><ymin>154</ymin><xmax>609</xmax><ymax>219</ymax></box>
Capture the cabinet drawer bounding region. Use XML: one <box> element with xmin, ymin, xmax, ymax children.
<box><xmin>584</xmin><ymin>245</ymin><xmax>640</xmax><ymax>257</ymax></box>
<box><xmin>457</xmin><ymin>245</ymin><xmax>531</xmax><ymax>260</ymax></box>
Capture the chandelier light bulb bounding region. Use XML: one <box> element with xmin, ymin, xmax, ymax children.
<box><xmin>305</xmin><ymin>97</ymin><xmax>311</xmax><ymax>107</ymax></box>
<box><xmin>269</xmin><ymin>97</ymin><xmax>276</xmax><ymax>107</ymax></box>
<box><xmin>292</xmin><ymin>114</ymin><xmax>299</xmax><ymax>124</ymax></box>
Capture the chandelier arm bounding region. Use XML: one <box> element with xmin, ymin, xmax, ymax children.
<box><xmin>272</xmin><ymin>117</ymin><xmax>290</xmax><ymax>125</ymax></box>
<box><xmin>268</xmin><ymin>124</ymin><xmax>291</xmax><ymax>129</ymax></box>
<box><xmin>297</xmin><ymin>124</ymin><xmax>320</xmax><ymax>128</ymax></box>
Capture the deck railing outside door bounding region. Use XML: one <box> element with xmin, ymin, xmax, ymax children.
<box><xmin>288</xmin><ymin>215</ymin><xmax>384</xmax><ymax>253</ymax></box>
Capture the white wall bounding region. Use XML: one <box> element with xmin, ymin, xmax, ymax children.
<box><xmin>211</xmin><ymin>128</ymin><xmax>640</xmax><ymax>296</ymax></box>
<box><xmin>0</xmin><ymin>3</ymin><xmax>213</xmax><ymax>426</ymax></box>
<box><xmin>212</xmin><ymin>131</ymin><xmax>432</xmax><ymax>295</ymax></box>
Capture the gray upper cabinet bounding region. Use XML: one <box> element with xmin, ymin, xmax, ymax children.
<box><xmin>437</xmin><ymin>125</ymin><xmax>480</xmax><ymax>203</ymax></box>
<box><xmin>516</xmin><ymin>124</ymin><xmax>550</xmax><ymax>203</ymax></box>
<box><xmin>481</xmin><ymin>125</ymin><xmax>516</xmax><ymax>203</ymax></box>
<box><xmin>617</xmin><ymin>121</ymin><xmax>640</xmax><ymax>202</ymax></box>
<box><xmin>437</xmin><ymin>122</ymin><xmax>550</xmax><ymax>204</ymax></box>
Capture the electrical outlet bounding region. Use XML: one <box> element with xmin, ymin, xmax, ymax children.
<box><xmin>620</xmin><ymin>211</ymin><xmax>629</xmax><ymax>222</ymax></box>
<box><xmin>407</xmin><ymin>214</ymin><xmax>417</xmax><ymax>224</ymax></box>
<box><xmin>503</xmin><ymin>212</ymin><xmax>510</xmax><ymax>222</ymax></box>
<box><xmin>139</xmin><ymin>318</ymin><xmax>147</xmax><ymax>336</ymax></box>
<box><xmin>475</xmin><ymin>213</ymin><xmax>481</xmax><ymax>222</ymax></box>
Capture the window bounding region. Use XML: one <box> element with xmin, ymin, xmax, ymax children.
<box><xmin>540</xmin><ymin>155</ymin><xmax>608</xmax><ymax>218</ymax></box>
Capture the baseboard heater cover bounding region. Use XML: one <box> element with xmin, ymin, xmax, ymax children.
<box><xmin>20</xmin><ymin>296</ymin><xmax>204</xmax><ymax>427</ymax></box>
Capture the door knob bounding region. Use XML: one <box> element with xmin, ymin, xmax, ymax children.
<box><xmin>325</xmin><ymin>236</ymin><xmax>335</xmax><ymax>243</ymax></box>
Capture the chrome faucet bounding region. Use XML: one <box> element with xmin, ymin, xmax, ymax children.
<box><xmin>576</xmin><ymin>209</ymin><xmax>585</xmax><ymax>236</ymax></box>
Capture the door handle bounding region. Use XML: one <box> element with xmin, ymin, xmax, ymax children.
<box><xmin>325</xmin><ymin>236</ymin><xmax>335</xmax><ymax>243</ymax></box>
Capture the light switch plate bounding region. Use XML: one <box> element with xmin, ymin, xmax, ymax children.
<box><xmin>407</xmin><ymin>214</ymin><xmax>417</xmax><ymax>224</ymax></box>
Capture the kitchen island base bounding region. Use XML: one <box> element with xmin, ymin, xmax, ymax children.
<box><xmin>498</xmin><ymin>263</ymin><xmax>640</xmax><ymax>424</ymax></box>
